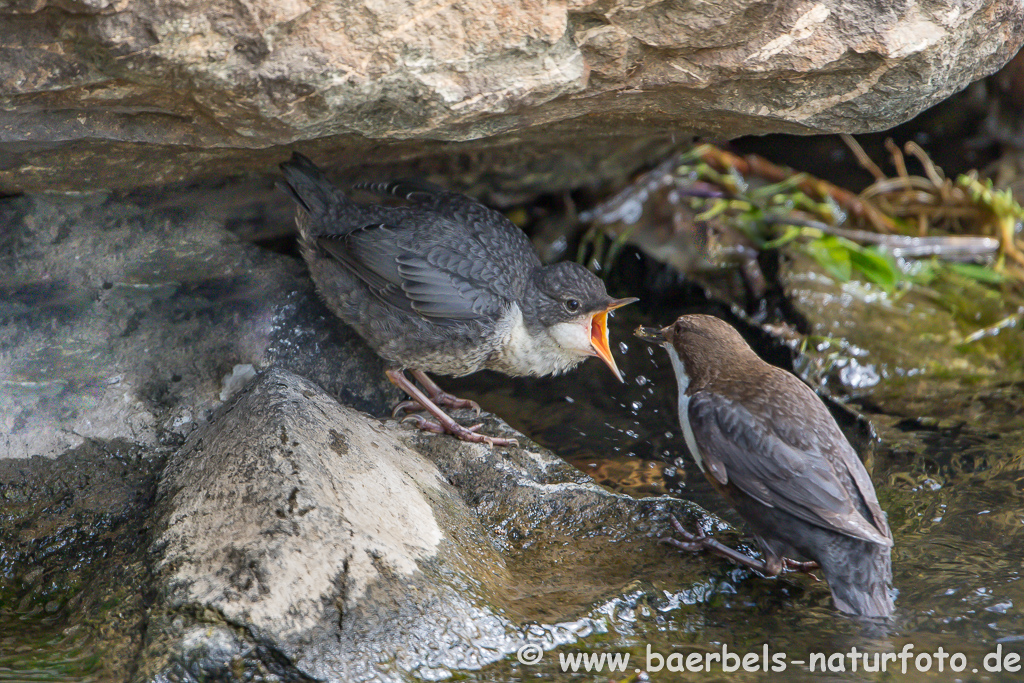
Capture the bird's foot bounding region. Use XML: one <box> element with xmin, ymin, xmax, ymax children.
<box><xmin>399</xmin><ymin>413</ymin><xmax>446</xmax><ymax>434</ymax></box>
<box><xmin>783</xmin><ymin>558</ymin><xmax>822</xmax><ymax>582</ymax></box>
<box><xmin>401</xmin><ymin>414</ymin><xmax>518</xmax><ymax>447</ymax></box>
<box><xmin>392</xmin><ymin>400</ymin><xmax>424</xmax><ymax>418</ymax></box>
<box><xmin>432</xmin><ymin>392</ymin><xmax>482</xmax><ymax>414</ymax></box>
<box><xmin>661</xmin><ymin>515</ymin><xmax>822</xmax><ymax>582</ymax></box>
<box><xmin>661</xmin><ymin>514</ymin><xmax>779</xmax><ymax>577</ymax></box>
<box><xmin>410</xmin><ymin>369</ymin><xmax>481</xmax><ymax>415</ymax></box>
<box><xmin>392</xmin><ymin>393</ymin><xmax>480</xmax><ymax>418</ymax></box>
<box><xmin>659</xmin><ymin>515</ymin><xmax>710</xmax><ymax>552</ymax></box>
<box><xmin>387</xmin><ymin>369</ymin><xmax>515</xmax><ymax>447</ymax></box>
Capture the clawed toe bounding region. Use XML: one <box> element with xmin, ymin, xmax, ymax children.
<box><xmin>783</xmin><ymin>557</ymin><xmax>822</xmax><ymax>581</ymax></box>
<box><xmin>660</xmin><ymin>536</ymin><xmax>706</xmax><ymax>552</ymax></box>
<box><xmin>400</xmin><ymin>413</ymin><xmax>445</xmax><ymax>434</ymax></box>
<box><xmin>392</xmin><ymin>399</ymin><xmax>423</xmax><ymax>418</ymax></box>
<box><xmin>660</xmin><ymin>515</ymin><xmax>709</xmax><ymax>552</ymax></box>
<box><xmin>387</xmin><ymin>369</ymin><xmax>514</xmax><ymax>445</ymax></box>
<box><xmin>447</xmin><ymin>422</ymin><xmax>517</xmax><ymax>447</ymax></box>
<box><xmin>434</xmin><ymin>393</ymin><xmax>482</xmax><ymax>415</ymax></box>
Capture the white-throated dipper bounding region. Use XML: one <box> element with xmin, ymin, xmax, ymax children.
<box><xmin>279</xmin><ymin>152</ymin><xmax>636</xmax><ymax>446</ymax></box>
<box><xmin>637</xmin><ymin>315</ymin><xmax>894</xmax><ymax>618</ymax></box>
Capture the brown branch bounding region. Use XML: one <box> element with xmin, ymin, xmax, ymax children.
<box><xmin>697</xmin><ymin>146</ymin><xmax>899</xmax><ymax>233</ymax></box>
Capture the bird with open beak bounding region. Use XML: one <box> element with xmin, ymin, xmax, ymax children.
<box><xmin>279</xmin><ymin>152</ymin><xmax>636</xmax><ymax>446</ymax></box>
<box><xmin>637</xmin><ymin>315</ymin><xmax>894</xmax><ymax>618</ymax></box>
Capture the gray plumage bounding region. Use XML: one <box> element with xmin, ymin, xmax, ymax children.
<box><xmin>278</xmin><ymin>152</ymin><xmax>627</xmax><ymax>381</ymax></box>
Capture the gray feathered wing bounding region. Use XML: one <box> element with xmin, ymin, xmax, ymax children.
<box><xmin>688</xmin><ymin>390</ymin><xmax>892</xmax><ymax>547</ymax></box>
<box><xmin>313</xmin><ymin>180</ymin><xmax>539</xmax><ymax>324</ymax></box>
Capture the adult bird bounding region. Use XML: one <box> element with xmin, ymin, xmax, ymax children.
<box><xmin>279</xmin><ymin>152</ymin><xmax>636</xmax><ymax>445</ymax></box>
<box><xmin>637</xmin><ymin>315</ymin><xmax>894</xmax><ymax>617</ymax></box>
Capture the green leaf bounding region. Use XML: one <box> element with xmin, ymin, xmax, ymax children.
<box><xmin>849</xmin><ymin>246</ymin><xmax>901</xmax><ymax>292</ymax></box>
<box><xmin>805</xmin><ymin>237</ymin><xmax>852</xmax><ymax>281</ymax></box>
<box><xmin>945</xmin><ymin>262</ymin><xmax>1006</xmax><ymax>284</ymax></box>
<box><xmin>763</xmin><ymin>224</ymin><xmax>802</xmax><ymax>249</ymax></box>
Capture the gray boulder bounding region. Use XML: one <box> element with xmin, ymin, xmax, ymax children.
<box><xmin>2</xmin><ymin>0</ymin><xmax>1021</xmax><ymax>192</ymax></box>
<box><xmin>141</xmin><ymin>367</ymin><xmax>700</xmax><ymax>682</ymax></box>
<box><xmin>0</xmin><ymin>191</ymin><xmax>710</xmax><ymax>682</ymax></box>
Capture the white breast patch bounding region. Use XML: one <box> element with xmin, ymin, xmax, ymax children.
<box><xmin>666</xmin><ymin>345</ymin><xmax>704</xmax><ymax>473</ymax></box>
<box><xmin>489</xmin><ymin>304</ymin><xmax>584</xmax><ymax>377</ymax></box>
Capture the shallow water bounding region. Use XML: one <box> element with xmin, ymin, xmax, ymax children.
<box><xmin>448</xmin><ymin>305</ymin><xmax>1024</xmax><ymax>682</ymax></box>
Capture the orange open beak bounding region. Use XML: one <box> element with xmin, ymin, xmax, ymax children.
<box><xmin>589</xmin><ymin>297</ymin><xmax>638</xmax><ymax>382</ymax></box>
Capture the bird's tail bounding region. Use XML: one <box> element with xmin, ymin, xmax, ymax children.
<box><xmin>277</xmin><ymin>152</ymin><xmax>351</xmax><ymax>228</ymax></box>
<box><xmin>820</xmin><ymin>540</ymin><xmax>894</xmax><ymax>618</ymax></box>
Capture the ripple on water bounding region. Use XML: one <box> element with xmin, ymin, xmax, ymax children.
<box><xmin>449</xmin><ymin>305</ymin><xmax>1024</xmax><ymax>681</ymax></box>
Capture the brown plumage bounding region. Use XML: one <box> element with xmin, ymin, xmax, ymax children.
<box><xmin>638</xmin><ymin>315</ymin><xmax>894</xmax><ymax>618</ymax></box>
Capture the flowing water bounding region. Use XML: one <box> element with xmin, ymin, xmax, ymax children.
<box><xmin>3</xmin><ymin>91</ymin><xmax>1022</xmax><ymax>680</ymax></box>
<box><xmin>448</xmin><ymin>302</ymin><xmax>1024</xmax><ymax>682</ymax></box>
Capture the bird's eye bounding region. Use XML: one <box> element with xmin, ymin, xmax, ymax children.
<box><xmin>564</xmin><ymin>298</ymin><xmax>581</xmax><ymax>313</ymax></box>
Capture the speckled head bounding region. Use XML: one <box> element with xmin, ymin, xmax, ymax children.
<box><xmin>524</xmin><ymin>261</ymin><xmax>637</xmax><ymax>380</ymax></box>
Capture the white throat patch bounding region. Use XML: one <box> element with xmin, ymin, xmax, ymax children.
<box><xmin>666</xmin><ymin>344</ymin><xmax>704</xmax><ymax>472</ymax></box>
<box><xmin>491</xmin><ymin>304</ymin><xmax>587</xmax><ymax>377</ymax></box>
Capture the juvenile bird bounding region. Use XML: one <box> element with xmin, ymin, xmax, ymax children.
<box><xmin>637</xmin><ymin>315</ymin><xmax>894</xmax><ymax>618</ymax></box>
<box><xmin>279</xmin><ymin>152</ymin><xmax>636</xmax><ymax>445</ymax></box>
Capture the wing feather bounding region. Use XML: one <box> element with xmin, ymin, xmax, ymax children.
<box><xmin>688</xmin><ymin>391</ymin><xmax>892</xmax><ymax>546</ymax></box>
<box><xmin>308</xmin><ymin>179</ymin><xmax>540</xmax><ymax>324</ymax></box>
<box><xmin>316</xmin><ymin>225</ymin><xmax>508</xmax><ymax>323</ymax></box>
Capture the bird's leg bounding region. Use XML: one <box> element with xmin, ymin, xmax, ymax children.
<box><xmin>661</xmin><ymin>515</ymin><xmax>819</xmax><ymax>580</ymax></box>
<box><xmin>391</xmin><ymin>370</ymin><xmax>481</xmax><ymax>417</ymax></box>
<box><xmin>406</xmin><ymin>370</ymin><xmax>482</xmax><ymax>415</ymax></box>
<box><xmin>661</xmin><ymin>515</ymin><xmax>779</xmax><ymax>575</ymax></box>
<box><xmin>385</xmin><ymin>370</ymin><xmax>516</xmax><ymax>447</ymax></box>
<box><xmin>783</xmin><ymin>558</ymin><xmax>822</xmax><ymax>582</ymax></box>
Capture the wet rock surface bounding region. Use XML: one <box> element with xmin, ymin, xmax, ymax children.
<box><xmin>141</xmin><ymin>367</ymin><xmax>707</xmax><ymax>682</ymax></box>
<box><xmin>0</xmin><ymin>439</ymin><xmax>155</xmax><ymax>681</ymax></box>
<box><xmin>145</xmin><ymin>367</ymin><xmax>518</xmax><ymax>682</ymax></box>
<box><xmin>2</xmin><ymin>0</ymin><xmax>1022</xmax><ymax>192</ymax></box>
<box><xmin>1</xmin><ymin>191</ymin><xmax>718</xmax><ymax>682</ymax></box>
<box><xmin>0</xmin><ymin>192</ymin><xmax>396</xmax><ymax>461</ymax></box>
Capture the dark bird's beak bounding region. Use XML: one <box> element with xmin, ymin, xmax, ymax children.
<box><xmin>634</xmin><ymin>325</ymin><xmax>670</xmax><ymax>344</ymax></box>
<box><xmin>590</xmin><ymin>297</ymin><xmax>639</xmax><ymax>382</ymax></box>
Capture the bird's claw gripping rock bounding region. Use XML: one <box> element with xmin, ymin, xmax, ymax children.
<box><xmin>401</xmin><ymin>413</ymin><xmax>518</xmax><ymax>447</ymax></box>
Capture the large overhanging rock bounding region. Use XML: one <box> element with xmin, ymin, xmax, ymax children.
<box><xmin>1</xmin><ymin>0</ymin><xmax>1021</xmax><ymax>192</ymax></box>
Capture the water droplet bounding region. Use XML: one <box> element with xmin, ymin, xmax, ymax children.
<box><xmin>664</xmin><ymin>431</ymin><xmax>674</xmax><ymax>439</ymax></box>
<box><xmin>635</xmin><ymin>375</ymin><xmax>648</xmax><ymax>386</ymax></box>
<box><xmin>625</xmin><ymin>430</ymin><xmax>638</xmax><ymax>439</ymax></box>
<box><xmin>618</xmin><ymin>341</ymin><xmax>629</xmax><ymax>354</ymax></box>
<box><xmin>631</xmin><ymin>401</ymin><xmax>642</xmax><ymax>412</ymax></box>
<box><xmin>565</xmin><ymin>395</ymin><xmax>575</xmax><ymax>403</ymax></box>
